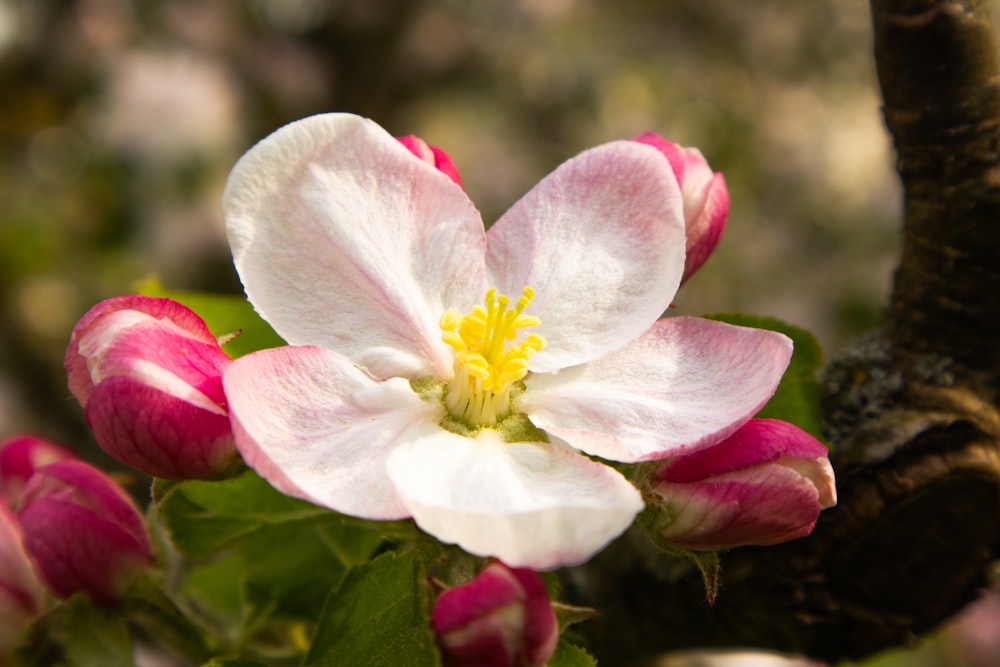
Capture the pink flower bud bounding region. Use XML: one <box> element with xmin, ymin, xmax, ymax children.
<box><xmin>0</xmin><ymin>503</ymin><xmax>44</xmax><ymax>656</ymax></box>
<box><xmin>0</xmin><ymin>435</ymin><xmax>77</xmax><ymax>508</ymax></box>
<box><xmin>17</xmin><ymin>460</ymin><xmax>154</xmax><ymax>605</ymax></box>
<box><xmin>397</xmin><ymin>134</ymin><xmax>464</xmax><ymax>187</ymax></box>
<box><xmin>633</xmin><ymin>132</ymin><xmax>729</xmax><ymax>284</ymax></box>
<box><xmin>432</xmin><ymin>562</ymin><xmax>558</xmax><ymax>667</ymax></box>
<box><xmin>646</xmin><ymin>419</ymin><xmax>837</xmax><ymax>550</ymax></box>
<box><xmin>65</xmin><ymin>295</ymin><xmax>238</xmax><ymax>479</ymax></box>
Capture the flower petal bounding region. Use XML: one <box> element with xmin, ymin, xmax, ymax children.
<box><xmin>485</xmin><ymin>140</ymin><xmax>685</xmax><ymax>372</ymax></box>
<box><xmin>652</xmin><ymin>463</ymin><xmax>823</xmax><ymax>549</ymax></box>
<box><xmin>632</xmin><ymin>133</ymin><xmax>730</xmax><ymax>283</ymax></box>
<box><xmin>223</xmin><ymin>345</ymin><xmax>442</xmax><ymax>520</ymax></box>
<box><xmin>224</xmin><ymin>113</ymin><xmax>487</xmax><ymax>379</ymax></box>
<box><xmin>84</xmin><ymin>377</ymin><xmax>237</xmax><ymax>479</ymax></box>
<box><xmin>521</xmin><ymin>316</ymin><xmax>793</xmax><ymax>462</ymax></box>
<box><xmin>385</xmin><ymin>429</ymin><xmax>643</xmax><ymax>569</ymax></box>
<box><xmin>19</xmin><ymin>460</ymin><xmax>154</xmax><ymax>604</ymax></box>
<box><xmin>397</xmin><ymin>134</ymin><xmax>463</xmax><ymax>187</ymax></box>
<box><xmin>66</xmin><ymin>295</ymin><xmax>222</xmax><ymax>407</ymax></box>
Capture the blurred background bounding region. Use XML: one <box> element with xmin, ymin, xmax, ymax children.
<box><xmin>3</xmin><ymin>1</ymin><xmax>995</xmax><ymax>665</ymax></box>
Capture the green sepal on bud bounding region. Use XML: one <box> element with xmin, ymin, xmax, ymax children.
<box><xmin>637</xmin><ymin>504</ymin><xmax>722</xmax><ymax>606</ymax></box>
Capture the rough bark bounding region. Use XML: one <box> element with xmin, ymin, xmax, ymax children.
<box><xmin>568</xmin><ymin>1</ymin><xmax>1000</xmax><ymax>664</ymax></box>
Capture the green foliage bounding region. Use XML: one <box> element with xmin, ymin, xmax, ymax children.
<box><xmin>155</xmin><ymin>470</ymin><xmax>390</xmax><ymax>658</ymax></box>
<box><xmin>157</xmin><ymin>471</ymin><xmax>334</xmax><ymax>558</ymax></box>
<box><xmin>705</xmin><ymin>313</ymin><xmax>825</xmax><ymax>441</ymax></box>
<box><xmin>136</xmin><ymin>278</ymin><xmax>285</xmax><ymax>358</ymax></box>
<box><xmin>126</xmin><ymin>578</ymin><xmax>213</xmax><ymax>664</ymax></box>
<box><xmin>550</xmin><ymin>639</ymin><xmax>598</xmax><ymax>667</ymax></box>
<box><xmin>304</xmin><ymin>550</ymin><xmax>441</xmax><ymax>667</ymax></box>
<box><xmin>62</xmin><ymin>595</ymin><xmax>133</xmax><ymax>667</ymax></box>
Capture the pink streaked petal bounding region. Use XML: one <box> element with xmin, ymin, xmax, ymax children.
<box><xmin>654</xmin><ymin>466</ymin><xmax>821</xmax><ymax>549</ymax></box>
<box><xmin>223</xmin><ymin>345</ymin><xmax>442</xmax><ymax>520</ymax></box>
<box><xmin>656</xmin><ymin>418</ymin><xmax>829</xmax><ymax>483</ymax></box>
<box><xmin>681</xmin><ymin>170</ymin><xmax>728</xmax><ymax>283</ymax></box>
<box><xmin>20</xmin><ymin>461</ymin><xmax>150</xmax><ymax>546</ymax></box>
<box><xmin>632</xmin><ymin>134</ymin><xmax>729</xmax><ymax>283</ymax></box>
<box><xmin>782</xmin><ymin>454</ymin><xmax>838</xmax><ymax>509</ymax></box>
<box><xmin>633</xmin><ymin>132</ymin><xmax>686</xmax><ymax>181</ymax></box>
<box><xmin>385</xmin><ymin>430</ymin><xmax>643</xmax><ymax>570</ymax></box>
<box><xmin>66</xmin><ymin>295</ymin><xmax>220</xmax><ymax>406</ymax></box>
<box><xmin>224</xmin><ymin>113</ymin><xmax>487</xmax><ymax>380</ymax></box>
<box><xmin>397</xmin><ymin>134</ymin><xmax>463</xmax><ymax>187</ymax></box>
<box><xmin>19</xmin><ymin>498</ymin><xmax>153</xmax><ymax>604</ymax></box>
<box><xmin>85</xmin><ymin>378</ymin><xmax>237</xmax><ymax>479</ymax></box>
<box><xmin>0</xmin><ymin>436</ymin><xmax>77</xmax><ymax>508</ymax></box>
<box><xmin>84</xmin><ymin>317</ymin><xmax>230</xmax><ymax>408</ymax></box>
<box><xmin>485</xmin><ymin>140</ymin><xmax>685</xmax><ymax>372</ymax></box>
<box><xmin>433</xmin><ymin>562</ymin><xmax>556</xmax><ymax>667</ymax></box>
<box><xmin>0</xmin><ymin>503</ymin><xmax>43</xmax><ymax>617</ymax></box>
<box><xmin>521</xmin><ymin>317</ymin><xmax>793</xmax><ymax>463</ymax></box>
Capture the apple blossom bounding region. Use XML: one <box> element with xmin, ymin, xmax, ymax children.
<box><xmin>432</xmin><ymin>562</ymin><xmax>558</xmax><ymax>667</ymax></box>
<box><xmin>0</xmin><ymin>503</ymin><xmax>44</xmax><ymax>659</ymax></box>
<box><xmin>17</xmin><ymin>460</ymin><xmax>154</xmax><ymax>605</ymax></box>
<box><xmin>65</xmin><ymin>295</ymin><xmax>239</xmax><ymax>479</ymax></box>
<box><xmin>397</xmin><ymin>134</ymin><xmax>463</xmax><ymax>187</ymax></box>
<box><xmin>0</xmin><ymin>435</ymin><xmax>76</xmax><ymax>508</ymax></box>
<box><xmin>634</xmin><ymin>132</ymin><xmax>729</xmax><ymax>283</ymax></box>
<box><xmin>222</xmin><ymin>113</ymin><xmax>793</xmax><ymax>569</ymax></box>
<box><xmin>642</xmin><ymin>418</ymin><xmax>837</xmax><ymax>550</ymax></box>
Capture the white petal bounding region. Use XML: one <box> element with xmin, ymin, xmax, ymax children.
<box><xmin>486</xmin><ymin>140</ymin><xmax>685</xmax><ymax>371</ymax></box>
<box><xmin>385</xmin><ymin>429</ymin><xmax>643</xmax><ymax>569</ymax></box>
<box><xmin>224</xmin><ymin>345</ymin><xmax>443</xmax><ymax>520</ymax></box>
<box><xmin>521</xmin><ymin>317</ymin><xmax>793</xmax><ymax>462</ymax></box>
<box><xmin>224</xmin><ymin>113</ymin><xmax>487</xmax><ymax>379</ymax></box>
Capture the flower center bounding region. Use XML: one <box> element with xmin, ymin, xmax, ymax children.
<box><xmin>439</xmin><ymin>287</ymin><xmax>546</xmax><ymax>428</ymax></box>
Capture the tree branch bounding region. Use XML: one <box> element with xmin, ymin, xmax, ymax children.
<box><xmin>568</xmin><ymin>1</ymin><xmax>1000</xmax><ymax>664</ymax></box>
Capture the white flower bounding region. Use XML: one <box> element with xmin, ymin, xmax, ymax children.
<box><xmin>221</xmin><ymin>113</ymin><xmax>792</xmax><ymax>569</ymax></box>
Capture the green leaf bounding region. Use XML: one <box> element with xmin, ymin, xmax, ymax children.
<box><xmin>241</xmin><ymin>517</ymin><xmax>384</xmax><ymax>621</ymax></box>
<box><xmin>201</xmin><ymin>659</ymin><xmax>271</xmax><ymax>667</ymax></box>
<box><xmin>549</xmin><ymin>639</ymin><xmax>598</xmax><ymax>667</ymax></box>
<box><xmin>62</xmin><ymin>595</ymin><xmax>133</xmax><ymax>667</ymax></box>
<box><xmin>181</xmin><ymin>552</ymin><xmax>247</xmax><ymax>641</ymax></box>
<box><xmin>304</xmin><ymin>551</ymin><xmax>440</xmax><ymax>667</ymax></box>
<box><xmin>136</xmin><ymin>277</ymin><xmax>285</xmax><ymax>358</ymax></box>
<box><xmin>126</xmin><ymin>577</ymin><xmax>213</xmax><ymax>664</ymax></box>
<box><xmin>704</xmin><ymin>313</ymin><xmax>825</xmax><ymax>440</ymax></box>
<box><xmin>158</xmin><ymin>471</ymin><xmax>334</xmax><ymax>558</ymax></box>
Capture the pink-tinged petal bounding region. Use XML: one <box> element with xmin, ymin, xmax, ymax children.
<box><xmin>224</xmin><ymin>345</ymin><xmax>443</xmax><ymax>520</ymax></box>
<box><xmin>65</xmin><ymin>296</ymin><xmax>236</xmax><ymax>479</ymax></box>
<box><xmin>432</xmin><ymin>562</ymin><xmax>557</xmax><ymax>667</ymax></box>
<box><xmin>680</xmin><ymin>169</ymin><xmax>728</xmax><ymax>282</ymax></box>
<box><xmin>84</xmin><ymin>378</ymin><xmax>237</xmax><ymax>479</ymax></box>
<box><xmin>646</xmin><ymin>419</ymin><xmax>836</xmax><ymax>550</ymax></box>
<box><xmin>385</xmin><ymin>430</ymin><xmax>643</xmax><ymax>569</ymax></box>
<box><xmin>0</xmin><ymin>504</ymin><xmax>44</xmax><ymax>649</ymax></box>
<box><xmin>18</xmin><ymin>460</ymin><xmax>153</xmax><ymax>605</ymax></box>
<box><xmin>486</xmin><ymin>140</ymin><xmax>686</xmax><ymax>372</ymax></box>
<box><xmin>633</xmin><ymin>133</ymin><xmax>729</xmax><ymax>283</ymax></box>
<box><xmin>521</xmin><ymin>317</ymin><xmax>793</xmax><ymax>462</ymax></box>
<box><xmin>79</xmin><ymin>316</ymin><xmax>230</xmax><ymax>410</ymax></box>
<box><xmin>397</xmin><ymin>134</ymin><xmax>463</xmax><ymax>187</ymax></box>
<box><xmin>657</xmin><ymin>418</ymin><xmax>830</xmax><ymax>482</ymax></box>
<box><xmin>224</xmin><ymin>113</ymin><xmax>487</xmax><ymax>380</ymax></box>
<box><xmin>66</xmin><ymin>295</ymin><xmax>222</xmax><ymax>406</ymax></box>
<box><xmin>0</xmin><ymin>436</ymin><xmax>77</xmax><ymax>508</ymax></box>
<box><xmin>651</xmin><ymin>465</ymin><xmax>822</xmax><ymax>550</ymax></box>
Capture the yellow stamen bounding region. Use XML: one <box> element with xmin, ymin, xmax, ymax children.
<box><xmin>439</xmin><ymin>287</ymin><xmax>546</xmax><ymax>427</ymax></box>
